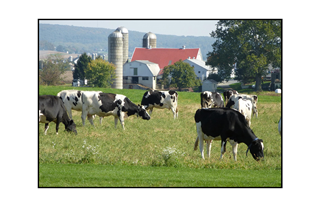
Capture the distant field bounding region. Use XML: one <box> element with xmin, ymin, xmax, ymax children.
<box><xmin>38</xmin><ymin>85</ymin><xmax>282</xmax><ymax>187</ymax></box>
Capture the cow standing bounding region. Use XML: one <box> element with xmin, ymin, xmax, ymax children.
<box><xmin>226</xmin><ymin>94</ymin><xmax>258</xmax><ymax>118</ymax></box>
<box><xmin>223</xmin><ymin>89</ymin><xmax>238</xmax><ymax>106</ymax></box>
<box><xmin>81</xmin><ymin>92</ymin><xmax>150</xmax><ymax>129</ymax></box>
<box><xmin>194</xmin><ymin>108</ymin><xmax>264</xmax><ymax>161</ymax></box>
<box><xmin>39</xmin><ymin>95</ymin><xmax>77</xmax><ymax>135</ymax></box>
<box><xmin>141</xmin><ymin>90</ymin><xmax>178</xmax><ymax>119</ymax></box>
<box><xmin>58</xmin><ymin>90</ymin><xmax>103</xmax><ymax>124</ymax></box>
<box><xmin>200</xmin><ymin>91</ymin><xmax>224</xmax><ymax>109</ymax></box>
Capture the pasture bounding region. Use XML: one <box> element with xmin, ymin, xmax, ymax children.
<box><xmin>39</xmin><ymin>85</ymin><xmax>282</xmax><ymax>187</ymax></box>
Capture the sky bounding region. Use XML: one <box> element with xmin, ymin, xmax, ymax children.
<box><xmin>39</xmin><ymin>19</ymin><xmax>219</xmax><ymax>37</ymax></box>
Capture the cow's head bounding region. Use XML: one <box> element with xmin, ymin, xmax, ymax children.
<box><xmin>247</xmin><ymin>138</ymin><xmax>264</xmax><ymax>161</ymax></box>
<box><xmin>137</xmin><ymin>105</ymin><xmax>151</xmax><ymax>120</ymax></box>
<box><xmin>65</xmin><ymin>119</ymin><xmax>77</xmax><ymax>135</ymax></box>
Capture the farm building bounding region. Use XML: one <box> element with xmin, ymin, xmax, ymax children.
<box><xmin>131</xmin><ymin>47</ymin><xmax>203</xmax><ymax>79</ymax></box>
<box><xmin>183</xmin><ymin>57</ymin><xmax>215</xmax><ymax>81</ymax></box>
<box><xmin>202</xmin><ymin>79</ymin><xmax>218</xmax><ymax>92</ymax></box>
<box><xmin>123</xmin><ymin>60</ymin><xmax>160</xmax><ymax>89</ymax></box>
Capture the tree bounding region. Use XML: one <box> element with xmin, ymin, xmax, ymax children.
<box><xmin>162</xmin><ymin>60</ymin><xmax>199</xmax><ymax>91</ymax></box>
<box><xmin>206</xmin><ymin>20</ymin><xmax>281</xmax><ymax>91</ymax></box>
<box><xmin>73</xmin><ymin>53</ymin><xmax>91</xmax><ymax>81</ymax></box>
<box><xmin>85</xmin><ymin>57</ymin><xmax>116</xmax><ymax>88</ymax></box>
<box><xmin>207</xmin><ymin>73</ymin><xmax>223</xmax><ymax>83</ymax></box>
<box><xmin>39</xmin><ymin>54</ymin><xmax>69</xmax><ymax>85</ymax></box>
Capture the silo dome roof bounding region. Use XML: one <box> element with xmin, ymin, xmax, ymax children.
<box><xmin>109</xmin><ymin>30</ymin><xmax>123</xmax><ymax>38</ymax></box>
<box><xmin>143</xmin><ymin>32</ymin><xmax>156</xmax><ymax>39</ymax></box>
<box><xmin>116</xmin><ymin>26</ymin><xmax>128</xmax><ymax>34</ymax></box>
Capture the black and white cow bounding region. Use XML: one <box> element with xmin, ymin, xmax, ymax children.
<box><xmin>141</xmin><ymin>90</ymin><xmax>178</xmax><ymax>119</ymax></box>
<box><xmin>223</xmin><ymin>89</ymin><xmax>238</xmax><ymax>106</ymax></box>
<box><xmin>58</xmin><ymin>90</ymin><xmax>103</xmax><ymax>124</ymax></box>
<box><xmin>200</xmin><ymin>91</ymin><xmax>224</xmax><ymax>109</ymax></box>
<box><xmin>39</xmin><ymin>95</ymin><xmax>77</xmax><ymax>135</ymax></box>
<box><xmin>194</xmin><ymin>108</ymin><xmax>264</xmax><ymax>161</ymax></box>
<box><xmin>226</xmin><ymin>94</ymin><xmax>258</xmax><ymax>118</ymax></box>
<box><xmin>81</xmin><ymin>91</ymin><xmax>150</xmax><ymax>129</ymax></box>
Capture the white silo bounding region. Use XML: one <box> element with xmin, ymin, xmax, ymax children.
<box><xmin>143</xmin><ymin>32</ymin><xmax>157</xmax><ymax>48</ymax></box>
<box><xmin>116</xmin><ymin>26</ymin><xmax>129</xmax><ymax>64</ymax></box>
<box><xmin>108</xmin><ymin>30</ymin><xmax>123</xmax><ymax>89</ymax></box>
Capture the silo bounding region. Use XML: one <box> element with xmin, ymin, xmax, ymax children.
<box><xmin>116</xmin><ymin>26</ymin><xmax>129</xmax><ymax>64</ymax></box>
<box><xmin>108</xmin><ymin>30</ymin><xmax>123</xmax><ymax>89</ymax></box>
<box><xmin>143</xmin><ymin>32</ymin><xmax>157</xmax><ymax>48</ymax></box>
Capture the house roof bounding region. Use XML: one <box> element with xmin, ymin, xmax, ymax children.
<box><xmin>131</xmin><ymin>48</ymin><xmax>202</xmax><ymax>75</ymax></box>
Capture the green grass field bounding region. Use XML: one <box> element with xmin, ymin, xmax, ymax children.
<box><xmin>38</xmin><ymin>85</ymin><xmax>282</xmax><ymax>187</ymax></box>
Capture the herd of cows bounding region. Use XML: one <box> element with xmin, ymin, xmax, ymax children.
<box><xmin>39</xmin><ymin>89</ymin><xmax>276</xmax><ymax>162</ymax></box>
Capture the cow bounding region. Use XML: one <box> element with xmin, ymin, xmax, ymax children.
<box><xmin>39</xmin><ymin>95</ymin><xmax>77</xmax><ymax>135</ymax></box>
<box><xmin>232</xmin><ymin>97</ymin><xmax>253</xmax><ymax>127</ymax></box>
<box><xmin>57</xmin><ymin>90</ymin><xmax>103</xmax><ymax>124</ymax></box>
<box><xmin>223</xmin><ymin>89</ymin><xmax>238</xmax><ymax>106</ymax></box>
<box><xmin>141</xmin><ymin>90</ymin><xmax>178</xmax><ymax>119</ymax></box>
<box><xmin>200</xmin><ymin>91</ymin><xmax>224</xmax><ymax>109</ymax></box>
<box><xmin>81</xmin><ymin>91</ymin><xmax>150</xmax><ymax>129</ymax></box>
<box><xmin>194</xmin><ymin>108</ymin><xmax>264</xmax><ymax>161</ymax></box>
<box><xmin>226</xmin><ymin>94</ymin><xmax>258</xmax><ymax>118</ymax></box>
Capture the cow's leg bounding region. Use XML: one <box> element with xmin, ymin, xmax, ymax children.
<box><xmin>196</xmin><ymin>122</ymin><xmax>205</xmax><ymax>159</ymax></box>
<box><xmin>87</xmin><ymin>114</ymin><xmax>94</xmax><ymax>127</ymax></box>
<box><xmin>206</xmin><ymin>140</ymin><xmax>212</xmax><ymax>158</ymax></box>
<box><xmin>220</xmin><ymin>140</ymin><xmax>227</xmax><ymax>160</ymax></box>
<box><xmin>194</xmin><ymin>136</ymin><xmax>199</xmax><ymax>151</ymax></box>
<box><xmin>44</xmin><ymin>123</ymin><xmax>49</xmax><ymax>135</ymax></box>
<box><xmin>81</xmin><ymin>110</ymin><xmax>87</xmax><ymax>126</ymax></box>
<box><xmin>55</xmin><ymin>122</ymin><xmax>60</xmax><ymax>135</ymax></box>
<box><xmin>119</xmin><ymin>112</ymin><xmax>125</xmax><ymax>130</ymax></box>
<box><xmin>171</xmin><ymin>106</ymin><xmax>176</xmax><ymax>119</ymax></box>
<box><xmin>100</xmin><ymin>117</ymin><xmax>103</xmax><ymax>125</ymax></box>
<box><xmin>149</xmin><ymin>108</ymin><xmax>153</xmax><ymax>116</ymax></box>
<box><xmin>229</xmin><ymin>140</ymin><xmax>238</xmax><ymax>161</ymax></box>
<box><xmin>114</xmin><ymin>116</ymin><xmax>118</xmax><ymax>128</ymax></box>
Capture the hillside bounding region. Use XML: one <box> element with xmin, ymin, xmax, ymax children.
<box><xmin>39</xmin><ymin>24</ymin><xmax>215</xmax><ymax>60</ymax></box>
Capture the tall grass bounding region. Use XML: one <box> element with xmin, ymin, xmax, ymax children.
<box><xmin>39</xmin><ymin>85</ymin><xmax>281</xmax><ymax>170</ymax></box>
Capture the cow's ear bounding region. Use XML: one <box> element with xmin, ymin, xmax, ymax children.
<box><xmin>238</xmin><ymin>96</ymin><xmax>242</xmax><ymax>100</ymax></box>
<box><xmin>70</xmin><ymin>120</ymin><xmax>74</xmax><ymax>124</ymax></box>
<box><xmin>259</xmin><ymin>139</ymin><xmax>263</xmax><ymax>143</ymax></box>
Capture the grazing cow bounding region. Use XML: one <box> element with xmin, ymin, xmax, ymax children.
<box><xmin>223</xmin><ymin>89</ymin><xmax>238</xmax><ymax>106</ymax></box>
<box><xmin>58</xmin><ymin>90</ymin><xmax>103</xmax><ymax>124</ymax></box>
<box><xmin>200</xmin><ymin>91</ymin><xmax>224</xmax><ymax>109</ymax></box>
<box><xmin>194</xmin><ymin>108</ymin><xmax>264</xmax><ymax>161</ymax></box>
<box><xmin>278</xmin><ymin>117</ymin><xmax>281</xmax><ymax>136</ymax></box>
<box><xmin>141</xmin><ymin>90</ymin><xmax>178</xmax><ymax>119</ymax></box>
<box><xmin>39</xmin><ymin>95</ymin><xmax>77</xmax><ymax>135</ymax></box>
<box><xmin>81</xmin><ymin>92</ymin><xmax>150</xmax><ymax>129</ymax></box>
<box><xmin>226</xmin><ymin>94</ymin><xmax>258</xmax><ymax>118</ymax></box>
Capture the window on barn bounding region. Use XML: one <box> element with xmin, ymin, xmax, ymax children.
<box><xmin>133</xmin><ymin>68</ymin><xmax>138</xmax><ymax>75</ymax></box>
<box><xmin>142</xmin><ymin>77</ymin><xmax>149</xmax><ymax>80</ymax></box>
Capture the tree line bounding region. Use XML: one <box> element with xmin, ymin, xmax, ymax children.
<box><xmin>39</xmin><ymin>53</ymin><xmax>116</xmax><ymax>88</ymax></box>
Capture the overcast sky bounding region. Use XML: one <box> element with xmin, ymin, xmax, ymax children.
<box><xmin>39</xmin><ymin>19</ymin><xmax>219</xmax><ymax>37</ymax></box>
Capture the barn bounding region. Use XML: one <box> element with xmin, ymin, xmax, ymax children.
<box><xmin>123</xmin><ymin>60</ymin><xmax>160</xmax><ymax>89</ymax></box>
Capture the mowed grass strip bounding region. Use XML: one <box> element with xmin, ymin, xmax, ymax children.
<box><xmin>39</xmin><ymin>164</ymin><xmax>281</xmax><ymax>187</ymax></box>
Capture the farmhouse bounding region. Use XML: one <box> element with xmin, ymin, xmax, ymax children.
<box><xmin>183</xmin><ymin>57</ymin><xmax>215</xmax><ymax>81</ymax></box>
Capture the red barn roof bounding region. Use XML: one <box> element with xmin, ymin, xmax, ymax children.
<box><xmin>131</xmin><ymin>48</ymin><xmax>202</xmax><ymax>75</ymax></box>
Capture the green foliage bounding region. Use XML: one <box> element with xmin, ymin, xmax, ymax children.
<box><xmin>39</xmin><ymin>54</ymin><xmax>69</xmax><ymax>85</ymax></box>
<box><xmin>73</xmin><ymin>53</ymin><xmax>91</xmax><ymax>81</ymax></box>
<box><xmin>86</xmin><ymin>58</ymin><xmax>116</xmax><ymax>87</ymax></box>
<box><xmin>162</xmin><ymin>60</ymin><xmax>199</xmax><ymax>90</ymax></box>
<box><xmin>207</xmin><ymin>20</ymin><xmax>281</xmax><ymax>91</ymax></box>
<box><xmin>207</xmin><ymin>73</ymin><xmax>223</xmax><ymax>83</ymax></box>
